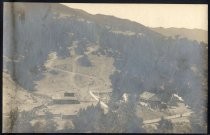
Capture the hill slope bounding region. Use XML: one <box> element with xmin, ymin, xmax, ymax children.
<box><xmin>3</xmin><ymin>3</ymin><xmax>207</xmax><ymax>112</ymax></box>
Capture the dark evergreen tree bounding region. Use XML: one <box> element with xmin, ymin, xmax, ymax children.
<box><xmin>12</xmin><ymin>110</ymin><xmax>34</xmax><ymax>133</ymax></box>
<box><xmin>156</xmin><ymin>117</ymin><xmax>173</xmax><ymax>133</ymax></box>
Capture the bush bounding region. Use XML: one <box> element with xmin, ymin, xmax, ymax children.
<box><xmin>156</xmin><ymin>117</ymin><xmax>173</xmax><ymax>133</ymax></box>
<box><xmin>12</xmin><ymin>109</ymin><xmax>34</xmax><ymax>133</ymax></box>
<box><xmin>189</xmin><ymin>112</ymin><xmax>207</xmax><ymax>133</ymax></box>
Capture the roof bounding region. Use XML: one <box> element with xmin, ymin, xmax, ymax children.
<box><xmin>139</xmin><ymin>91</ymin><xmax>161</xmax><ymax>102</ymax></box>
<box><xmin>52</xmin><ymin>93</ymin><xmax>78</xmax><ymax>100</ymax></box>
<box><xmin>91</xmin><ymin>89</ymin><xmax>112</xmax><ymax>93</ymax></box>
<box><xmin>52</xmin><ymin>96</ymin><xmax>78</xmax><ymax>100</ymax></box>
<box><xmin>139</xmin><ymin>91</ymin><xmax>155</xmax><ymax>100</ymax></box>
<box><xmin>149</xmin><ymin>95</ymin><xmax>161</xmax><ymax>102</ymax></box>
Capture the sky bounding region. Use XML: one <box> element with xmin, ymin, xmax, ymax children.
<box><xmin>61</xmin><ymin>3</ymin><xmax>208</xmax><ymax>31</ymax></box>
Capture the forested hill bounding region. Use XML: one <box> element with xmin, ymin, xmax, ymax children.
<box><xmin>3</xmin><ymin>3</ymin><xmax>207</xmax><ymax>112</ymax></box>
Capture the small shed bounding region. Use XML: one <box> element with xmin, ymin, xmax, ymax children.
<box><xmin>64</xmin><ymin>92</ymin><xmax>75</xmax><ymax>97</ymax></box>
<box><xmin>52</xmin><ymin>93</ymin><xmax>80</xmax><ymax>104</ymax></box>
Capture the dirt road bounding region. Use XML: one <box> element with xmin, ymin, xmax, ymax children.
<box><xmin>89</xmin><ymin>90</ymin><xmax>109</xmax><ymax>113</ymax></box>
<box><xmin>143</xmin><ymin>111</ymin><xmax>193</xmax><ymax>125</ymax></box>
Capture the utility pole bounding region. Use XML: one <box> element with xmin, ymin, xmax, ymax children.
<box><xmin>88</xmin><ymin>81</ymin><xmax>90</xmax><ymax>91</ymax></box>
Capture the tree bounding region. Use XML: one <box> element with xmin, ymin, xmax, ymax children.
<box><xmin>6</xmin><ymin>107</ymin><xmax>19</xmax><ymax>132</ymax></box>
<box><xmin>12</xmin><ymin>110</ymin><xmax>34</xmax><ymax>133</ymax></box>
<box><xmin>71</xmin><ymin>102</ymin><xmax>105</xmax><ymax>132</ymax></box>
<box><xmin>69</xmin><ymin>97</ymin><xmax>145</xmax><ymax>133</ymax></box>
<box><xmin>112</xmin><ymin>98</ymin><xmax>145</xmax><ymax>133</ymax></box>
<box><xmin>33</xmin><ymin>121</ymin><xmax>45</xmax><ymax>133</ymax></box>
<box><xmin>46</xmin><ymin>119</ymin><xmax>58</xmax><ymax>132</ymax></box>
<box><xmin>62</xmin><ymin>121</ymin><xmax>74</xmax><ymax>133</ymax></box>
<box><xmin>33</xmin><ymin>119</ymin><xmax>58</xmax><ymax>133</ymax></box>
<box><xmin>189</xmin><ymin>112</ymin><xmax>207</xmax><ymax>133</ymax></box>
<box><xmin>156</xmin><ymin>117</ymin><xmax>173</xmax><ymax>133</ymax></box>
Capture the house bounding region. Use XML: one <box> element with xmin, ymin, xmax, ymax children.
<box><xmin>139</xmin><ymin>91</ymin><xmax>161</xmax><ymax>109</ymax></box>
<box><xmin>91</xmin><ymin>90</ymin><xmax>112</xmax><ymax>103</ymax></box>
<box><xmin>52</xmin><ymin>92</ymin><xmax>80</xmax><ymax>104</ymax></box>
<box><xmin>168</xmin><ymin>93</ymin><xmax>184</xmax><ymax>106</ymax></box>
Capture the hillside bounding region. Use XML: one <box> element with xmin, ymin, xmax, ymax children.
<box><xmin>3</xmin><ymin>3</ymin><xmax>207</xmax><ymax>133</ymax></box>
<box><xmin>4</xmin><ymin>2</ymin><xmax>207</xmax><ymax>110</ymax></box>
<box><xmin>3</xmin><ymin>72</ymin><xmax>52</xmax><ymax>132</ymax></box>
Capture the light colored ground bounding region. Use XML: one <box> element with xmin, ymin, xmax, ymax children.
<box><xmin>3</xmin><ymin>72</ymin><xmax>51</xmax><ymax>114</ymax></box>
<box><xmin>43</xmin><ymin>102</ymin><xmax>98</xmax><ymax>115</ymax></box>
<box><xmin>35</xmin><ymin>49</ymin><xmax>115</xmax><ymax>101</ymax></box>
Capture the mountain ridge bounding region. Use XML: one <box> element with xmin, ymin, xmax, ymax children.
<box><xmin>151</xmin><ymin>27</ymin><xmax>208</xmax><ymax>44</ymax></box>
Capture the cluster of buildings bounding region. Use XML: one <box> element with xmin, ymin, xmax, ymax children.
<box><xmin>139</xmin><ymin>91</ymin><xmax>184</xmax><ymax>110</ymax></box>
<box><xmin>48</xmin><ymin>89</ymin><xmax>185</xmax><ymax>117</ymax></box>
